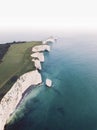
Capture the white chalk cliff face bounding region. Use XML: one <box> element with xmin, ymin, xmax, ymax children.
<box><xmin>32</xmin><ymin>59</ymin><xmax>42</xmax><ymax>70</ymax></box>
<box><xmin>0</xmin><ymin>70</ymin><xmax>42</xmax><ymax>130</ymax></box>
<box><xmin>32</xmin><ymin>45</ymin><xmax>50</xmax><ymax>52</ymax></box>
<box><xmin>31</xmin><ymin>45</ymin><xmax>51</xmax><ymax>70</ymax></box>
<box><xmin>31</xmin><ymin>52</ymin><xmax>44</xmax><ymax>62</ymax></box>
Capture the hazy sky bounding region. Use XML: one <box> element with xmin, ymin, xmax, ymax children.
<box><xmin>0</xmin><ymin>0</ymin><xmax>97</xmax><ymax>31</ymax></box>
<box><xmin>0</xmin><ymin>0</ymin><xmax>97</xmax><ymax>43</ymax></box>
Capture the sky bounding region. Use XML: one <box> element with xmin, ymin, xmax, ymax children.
<box><xmin>0</xmin><ymin>0</ymin><xmax>97</xmax><ymax>30</ymax></box>
<box><xmin>0</xmin><ymin>0</ymin><xmax>97</xmax><ymax>43</ymax></box>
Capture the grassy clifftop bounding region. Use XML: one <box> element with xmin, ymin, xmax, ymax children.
<box><xmin>0</xmin><ymin>41</ymin><xmax>41</xmax><ymax>100</ymax></box>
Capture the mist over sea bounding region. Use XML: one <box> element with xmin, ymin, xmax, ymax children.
<box><xmin>0</xmin><ymin>29</ymin><xmax>97</xmax><ymax>44</ymax></box>
<box><xmin>4</xmin><ymin>32</ymin><xmax>97</xmax><ymax>130</ymax></box>
<box><xmin>0</xmin><ymin>29</ymin><xmax>58</xmax><ymax>43</ymax></box>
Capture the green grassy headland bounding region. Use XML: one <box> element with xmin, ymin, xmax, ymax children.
<box><xmin>0</xmin><ymin>41</ymin><xmax>41</xmax><ymax>100</ymax></box>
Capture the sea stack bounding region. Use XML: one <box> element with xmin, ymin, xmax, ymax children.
<box><xmin>42</xmin><ymin>36</ymin><xmax>56</xmax><ymax>44</ymax></box>
<box><xmin>46</xmin><ymin>79</ymin><xmax>52</xmax><ymax>87</ymax></box>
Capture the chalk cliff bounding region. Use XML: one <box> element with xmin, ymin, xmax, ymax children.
<box><xmin>32</xmin><ymin>45</ymin><xmax>50</xmax><ymax>52</ymax></box>
<box><xmin>32</xmin><ymin>59</ymin><xmax>42</xmax><ymax>70</ymax></box>
<box><xmin>31</xmin><ymin>52</ymin><xmax>44</xmax><ymax>62</ymax></box>
<box><xmin>0</xmin><ymin>70</ymin><xmax>42</xmax><ymax>130</ymax></box>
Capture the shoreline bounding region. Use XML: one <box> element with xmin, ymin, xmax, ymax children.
<box><xmin>0</xmin><ymin>70</ymin><xmax>42</xmax><ymax>130</ymax></box>
<box><xmin>0</xmin><ymin>41</ymin><xmax>51</xmax><ymax>130</ymax></box>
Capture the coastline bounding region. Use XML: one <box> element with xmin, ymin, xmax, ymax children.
<box><xmin>0</xmin><ymin>42</ymin><xmax>51</xmax><ymax>130</ymax></box>
<box><xmin>0</xmin><ymin>70</ymin><xmax>42</xmax><ymax>130</ymax></box>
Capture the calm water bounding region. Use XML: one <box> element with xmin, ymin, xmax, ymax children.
<box><xmin>5</xmin><ymin>36</ymin><xmax>97</xmax><ymax>130</ymax></box>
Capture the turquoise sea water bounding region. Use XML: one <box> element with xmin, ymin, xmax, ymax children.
<box><xmin>5</xmin><ymin>36</ymin><xmax>97</xmax><ymax>130</ymax></box>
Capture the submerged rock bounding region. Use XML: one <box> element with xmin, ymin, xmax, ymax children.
<box><xmin>46</xmin><ymin>79</ymin><xmax>52</xmax><ymax>87</ymax></box>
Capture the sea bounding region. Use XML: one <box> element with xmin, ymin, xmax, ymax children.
<box><xmin>5</xmin><ymin>35</ymin><xmax>97</xmax><ymax>130</ymax></box>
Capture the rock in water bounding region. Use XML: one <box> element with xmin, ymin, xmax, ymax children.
<box><xmin>46</xmin><ymin>79</ymin><xmax>52</xmax><ymax>87</ymax></box>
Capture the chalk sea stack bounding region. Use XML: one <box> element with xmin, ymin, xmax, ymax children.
<box><xmin>46</xmin><ymin>79</ymin><xmax>52</xmax><ymax>87</ymax></box>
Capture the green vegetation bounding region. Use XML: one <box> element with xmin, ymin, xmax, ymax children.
<box><xmin>0</xmin><ymin>41</ymin><xmax>41</xmax><ymax>100</ymax></box>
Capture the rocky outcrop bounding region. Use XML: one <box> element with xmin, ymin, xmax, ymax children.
<box><xmin>31</xmin><ymin>45</ymin><xmax>51</xmax><ymax>70</ymax></box>
<box><xmin>31</xmin><ymin>52</ymin><xmax>44</xmax><ymax>62</ymax></box>
<box><xmin>46</xmin><ymin>79</ymin><xmax>52</xmax><ymax>87</ymax></box>
<box><xmin>32</xmin><ymin>59</ymin><xmax>42</xmax><ymax>70</ymax></box>
<box><xmin>0</xmin><ymin>70</ymin><xmax>42</xmax><ymax>130</ymax></box>
<box><xmin>32</xmin><ymin>45</ymin><xmax>50</xmax><ymax>52</ymax></box>
<box><xmin>42</xmin><ymin>37</ymin><xmax>55</xmax><ymax>44</ymax></box>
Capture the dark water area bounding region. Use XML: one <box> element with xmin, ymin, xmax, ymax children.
<box><xmin>5</xmin><ymin>35</ymin><xmax>97</xmax><ymax>130</ymax></box>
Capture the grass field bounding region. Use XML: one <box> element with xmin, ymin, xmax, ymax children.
<box><xmin>0</xmin><ymin>41</ymin><xmax>41</xmax><ymax>100</ymax></box>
